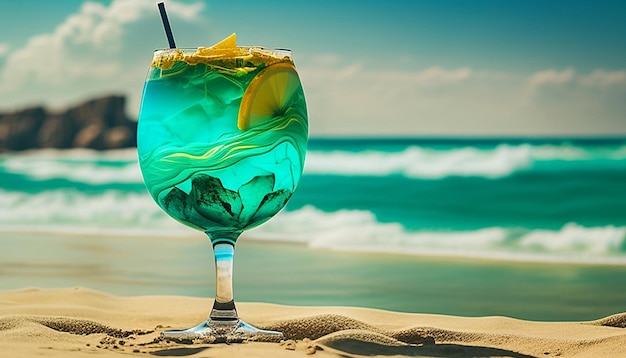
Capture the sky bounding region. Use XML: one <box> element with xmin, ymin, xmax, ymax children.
<box><xmin>0</xmin><ymin>0</ymin><xmax>624</xmax><ymax>137</ymax></box>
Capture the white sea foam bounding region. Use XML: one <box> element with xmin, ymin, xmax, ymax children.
<box><xmin>1</xmin><ymin>189</ymin><xmax>624</xmax><ymax>264</ymax></box>
<box><xmin>0</xmin><ymin>147</ymin><xmax>137</xmax><ymax>160</ymax></box>
<box><xmin>531</xmin><ymin>143</ymin><xmax>626</xmax><ymax>161</ymax></box>
<box><xmin>2</xmin><ymin>144</ymin><xmax>625</xmax><ymax>183</ymax></box>
<box><xmin>519</xmin><ymin>223</ymin><xmax>626</xmax><ymax>254</ymax></box>
<box><xmin>0</xmin><ymin>189</ymin><xmax>193</xmax><ymax>237</ymax></box>
<box><xmin>304</xmin><ymin>143</ymin><xmax>626</xmax><ymax>179</ymax></box>
<box><xmin>1</xmin><ymin>148</ymin><xmax>142</xmax><ymax>184</ymax></box>
<box><xmin>304</xmin><ymin>144</ymin><xmax>534</xmax><ymax>178</ymax></box>
<box><xmin>2</xmin><ymin>158</ymin><xmax>142</xmax><ymax>184</ymax></box>
<box><xmin>247</xmin><ymin>206</ymin><xmax>626</xmax><ymax>265</ymax></box>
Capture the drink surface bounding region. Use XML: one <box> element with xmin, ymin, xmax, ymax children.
<box><xmin>137</xmin><ymin>41</ymin><xmax>308</xmax><ymax>241</ymax></box>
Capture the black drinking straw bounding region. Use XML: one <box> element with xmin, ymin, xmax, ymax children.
<box><xmin>158</xmin><ymin>2</ymin><xmax>176</xmax><ymax>48</ymax></box>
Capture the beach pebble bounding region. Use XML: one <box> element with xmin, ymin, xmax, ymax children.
<box><xmin>302</xmin><ymin>338</ymin><xmax>318</xmax><ymax>354</ymax></box>
<box><xmin>280</xmin><ymin>339</ymin><xmax>297</xmax><ymax>350</ymax></box>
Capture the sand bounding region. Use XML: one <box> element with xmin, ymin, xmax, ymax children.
<box><xmin>0</xmin><ymin>287</ymin><xmax>625</xmax><ymax>357</ymax></box>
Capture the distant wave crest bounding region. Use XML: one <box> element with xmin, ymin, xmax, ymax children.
<box><xmin>0</xmin><ymin>148</ymin><xmax>141</xmax><ymax>184</ymax></box>
<box><xmin>0</xmin><ymin>189</ymin><xmax>191</xmax><ymax>237</ymax></box>
<box><xmin>3</xmin><ymin>143</ymin><xmax>626</xmax><ymax>183</ymax></box>
<box><xmin>3</xmin><ymin>188</ymin><xmax>619</xmax><ymax>265</ymax></box>
<box><xmin>247</xmin><ymin>206</ymin><xmax>626</xmax><ymax>265</ymax></box>
<box><xmin>6</xmin><ymin>190</ymin><xmax>626</xmax><ymax>264</ymax></box>
<box><xmin>305</xmin><ymin>143</ymin><xmax>626</xmax><ymax>179</ymax></box>
<box><xmin>305</xmin><ymin>145</ymin><xmax>533</xmax><ymax>178</ymax></box>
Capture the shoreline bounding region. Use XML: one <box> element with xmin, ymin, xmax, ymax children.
<box><xmin>1</xmin><ymin>287</ymin><xmax>625</xmax><ymax>357</ymax></box>
<box><xmin>2</xmin><ymin>232</ymin><xmax>626</xmax><ymax>322</ymax></box>
<box><xmin>3</xmin><ymin>227</ymin><xmax>626</xmax><ymax>268</ymax></box>
<box><xmin>244</xmin><ymin>229</ymin><xmax>626</xmax><ymax>268</ymax></box>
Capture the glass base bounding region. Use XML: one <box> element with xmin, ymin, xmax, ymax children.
<box><xmin>161</xmin><ymin>318</ymin><xmax>284</xmax><ymax>343</ymax></box>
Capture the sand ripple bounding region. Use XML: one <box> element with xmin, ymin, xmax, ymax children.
<box><xmin>1</xmin><ymin>288</ymin><xmax>625</xmax><ymax>357</ymax></box>
<box><xmin>262</xmin><ymin>314</ymin><xmax>539</xmax><ymax>357</ymax></box>
<box><xmin>0</xmin><ymin>313</ymin><xmax>534</xmax><ymax>357</ymax></box>
<box><xmin>589</xmin><ymin>313</ymin><xmax>626</xmax><ymax>328</ymax></box>
<box><xmin>0</xmin><ymin>316</ymin><xmax>153</xmax><ymax>337</ymax></box>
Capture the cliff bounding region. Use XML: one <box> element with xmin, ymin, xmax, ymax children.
<box><xmin>0</xmin><ymin>95</ymin><xmax>137</xmax><ymax>151</ymax></box>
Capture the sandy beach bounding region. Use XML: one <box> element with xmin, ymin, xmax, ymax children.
<box><xmin>0</xmin><ymin>287</ymin><xmax>624</xmax><ymax>357</ymax></box>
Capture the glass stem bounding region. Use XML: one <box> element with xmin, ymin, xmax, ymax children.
<box><xmin>210</xmin><ymin>243</ymin><xmax>239</xmax><ymax>321</ymax></box>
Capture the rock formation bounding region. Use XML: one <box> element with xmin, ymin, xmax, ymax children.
<box><xmin>0</xmin><ymin>95</ymin><xmax>137</xmax><ymax>151</ymax></box>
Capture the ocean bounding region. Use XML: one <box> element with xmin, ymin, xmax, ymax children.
<box><xmin>1</xmin><ymin>137</ymin><xmax>626</xmax><ymax>321</ymax></box>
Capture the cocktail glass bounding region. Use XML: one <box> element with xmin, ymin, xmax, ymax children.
<box><xmin>136</xmin><ymin>34</ymin><xmax>308</xmax><ymax>342</ymax></box>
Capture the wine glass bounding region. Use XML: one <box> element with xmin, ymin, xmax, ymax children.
<box><xmin>136</xmin><ymin>39</ymin><xmax>308</xmax><ymax>342</ymax></box>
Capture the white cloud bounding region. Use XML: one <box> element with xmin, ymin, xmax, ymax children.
<box><xmin>408</xmin><ymin>66</ymin><xmax>472</xmax><ymax>83</ymax></box>
<box><xmin>299</xmin><ymin>58</ymin><xmax>626</xmax><ymax>136</ymax></box>
<box><xmin>303</xmin><ymin>55</ymin><xmax>472</xmax><ymax>88</ymax></box>
<box><xmin>165</xmin><ymin>1</ymin><xmax>205</xmax><ymax>20</ymax></box>
<box><xmin>299</xmin><ymin>60</ymin><xmax>485</xmax><ymax>135</ymax></box>
<box><xmin>525</xmin><ymin>67</ymin><xmax>626</xmax><ymax>89</ymax></box>
<box><xmin>309</xmin><ymin>53</ymin><xmax>342</xmax><ymax>66</ymax></box>
<box><xmin>578</xmin><ymin>70</ymin><xmax>626</xmax><ymax>87</ymax></box>
<box><xmin>0</xmin><ymin>0</ymin><xmax>205</xmax><ymax>110</ymax></box>
<box><xmin>528</xmin><ymin>68</ymin><xmax>575</xmax><ymax>87</ymax></box>
<box><xmin>302</xmin><ymin>63</ymin><xmax>472</xmax><ymax>87</ymax></box>
<box><xmin>524</xmin><ymin>67</ymin><xmax>626</xmax><ymax>105</ymax></box>
<box><xmin>0</xmin><ymin>43</ymin><xmax>9</xmax><ymax>58</ymax></box>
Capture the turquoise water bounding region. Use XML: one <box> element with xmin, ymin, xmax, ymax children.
<box><xmin>1</xmin><ymin>138</ymin><xmax>625</xmax><ymax>320</ymax></box>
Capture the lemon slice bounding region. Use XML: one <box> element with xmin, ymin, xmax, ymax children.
<box><xmin>238</xmin><ymin>62</ymin><xmax>301</xmax><ymax>130</ymax></box>
<box><xmin>196</xmin><ymin>33</ymin><xmax>239</xmax><ymax>57</ymax></box>
<box><xmin>212</xmin><ymin>33</ymin><xmax>236</xmax><ymax>49</ymax></box>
